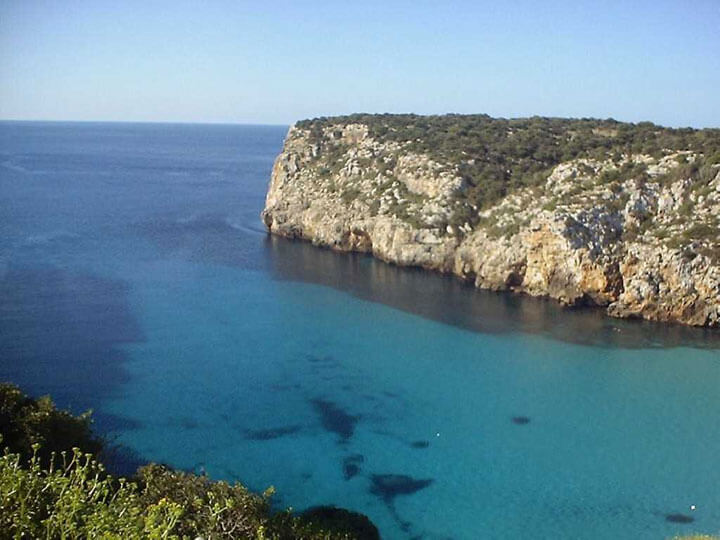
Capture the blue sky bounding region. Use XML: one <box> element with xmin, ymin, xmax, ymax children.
<box><xmin>1</xmin><ymin>0</ymin><xmax>719</xmax><ymax>127</ymax></box>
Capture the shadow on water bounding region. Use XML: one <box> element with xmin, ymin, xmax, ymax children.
<box><xmin>133</xmin><ymin>209</ymin><xmax>719</xmax><ymax>349</ymax></box>
<box><xmin>101</xmin><ymin>440</ymin><xmax>148</xmax><ymax>477</ymax></box>
<box><xmin>264</xmin><ymin>235</ymin><xmax>720</xmax><ymax>350</ymax></box>
<box><xmin>137</xmin><ymin>214</ymin><xmax>269</xmax><ymax>271</ymax></box>
<box><xmin>0</xmin><ymin>264</ymin><xmax>146</xmax><ymax>436</ymax></box>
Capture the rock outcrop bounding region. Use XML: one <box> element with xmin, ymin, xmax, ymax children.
<box><xmin>262</xmin><ymin>117</ymin><xmax>720</xmax><ymax>327</ymax></box>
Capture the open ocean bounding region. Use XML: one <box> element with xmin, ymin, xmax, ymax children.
<box><xmin>1</xmin><ymin>121</ymin><xmax>719</xmax><ymax>539</ymax></box>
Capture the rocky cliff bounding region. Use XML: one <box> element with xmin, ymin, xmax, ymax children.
<box><xmin>262</xmin><ymin>114</ymin><xmax>720</xmax><ymax>327</ymax></box>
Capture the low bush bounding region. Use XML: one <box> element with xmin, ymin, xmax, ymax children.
<box><xmin>297</xmin><ymin>114</ymin><xmax>720</xmax><ymax>215</ymax></box>
<box><xmin>0</xmin><ymin>384</ymin><xmax>377</xmax><ymax>539</ymax></box>
<box><xmin>0</xmin><ymin>382</ymin><xmax>102</xmax><ymax>466</ymax></box>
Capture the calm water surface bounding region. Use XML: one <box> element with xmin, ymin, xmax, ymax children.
<box><xmin>1</xmin><ymin>122</ymin><xmax>718</xmax><ymax>539</ymax></box>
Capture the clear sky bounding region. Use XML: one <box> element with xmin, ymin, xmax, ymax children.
<box><xmin>1</xmin><ymin>0</ymin><xmax>719</xmax><ymax>127</ymax></box>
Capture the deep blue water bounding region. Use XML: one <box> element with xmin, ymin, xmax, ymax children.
<box><xmin>1</xmin><ymin>121</ymin><xmax>719</xmax><ymax>539</ymax></box>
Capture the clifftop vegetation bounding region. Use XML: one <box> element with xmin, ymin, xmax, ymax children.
<box><xmin>297</xmin><ymin>113</ymin><xmax>720</xmax><ymax>210</ymax></box>
<box><xmin>289</xmin><ymin>114</ymin><xmax>720</xmax><ymax>263</ymax></box>
<box><xmin>264</xmin><ymin>114</ymin><xmax>720</xmax><ymax>326</ymax></box>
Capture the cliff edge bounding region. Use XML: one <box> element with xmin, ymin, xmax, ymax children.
<box><xmin>262</xmin><ymin>114</ymin><xmax>720</xmax><ymax>327</ymax></box>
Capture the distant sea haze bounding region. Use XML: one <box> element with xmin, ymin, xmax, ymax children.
<box><xmin>1</xmin><ymin>121</ymin><xmax>718</xmax><ymax>539</ymax></box>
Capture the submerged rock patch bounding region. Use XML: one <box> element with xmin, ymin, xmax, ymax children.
<box><xmin>665</xmin><ymin>513</ymin><xmax>694</xmax><ymax>524</ymax></box>
<box><xmin>178</xmin><ymin>417</ymin><xmax>200</xmax><ymax>429</ymax></box>
<box><xmin>342</xmin><ymin>454</ymin><xmax>365</xmax><ymax>480</ymax></box>
<box><xmin>512</xmin><ymin>416</ymin><xmax>531</xmax><ymax>425</ymax></box>
<box><xmin>310</xmin><ymin>398</ymin><xmax>359</xmax><ymax>442</ymax></box>
<box><xmin>410</xmin><ymin>440</ymin><xmax>430</xmax><ymax>449</ymax></box>
<box><xmin>343</xmin><ymin>463</ymin><xmax>360</xmax><ymax>480</ymax></box>
<box><xmin>244</xmin><ymin>425</ymin><xmax>302</xmax><ymax>440</ymax></box>
<box><xmin>307</xmin><ymin>354</ymin><xmax>337</xmax><ymax>365</ymax></box>
<box><xmin>369</xmin><ymin>474</ymin><xmax>433</xmax><ymax>534</ymax></box>
<box><xmin>369</xmin><ymin>474</ymin><xmax>433</xmax><ymax>502</ymax></box>
<box><xmin>269</xmin><ymin>382</ymin><xmax>302</xmax><ymax>391</ymax></box>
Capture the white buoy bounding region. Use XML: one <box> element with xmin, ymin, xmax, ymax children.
<box><xmin>690</xmin><ymin>505</ymin><xmax>696</xmax><ymax>511</ymax></box>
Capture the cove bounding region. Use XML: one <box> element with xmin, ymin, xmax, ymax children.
<box><xmin>1</xmin><ymin>121</ymin><xmax>718</xmax><ymax>539</ymax></box>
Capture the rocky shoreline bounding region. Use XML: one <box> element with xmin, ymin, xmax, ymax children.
<box><xmin>262</xmin><ymin>116</ymin><xmax>720</xmax><ymax>327</ymax></box>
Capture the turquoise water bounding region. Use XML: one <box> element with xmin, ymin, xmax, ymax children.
<box><xmin>1</xmin><ymin>122</ymin><xmax>718</xmax><ymax>539</ymax></box>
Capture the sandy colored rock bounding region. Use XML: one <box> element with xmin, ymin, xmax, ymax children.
<box><xmin>262</xmin><ymin>123</ymin><xmax>720</xmax><ymax>327</ymax></box>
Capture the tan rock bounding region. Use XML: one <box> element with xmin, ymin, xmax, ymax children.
<box><xmin>261</xmin><ymin>124</ymin><xmax>720</xmax><ymax>327</ymax></box>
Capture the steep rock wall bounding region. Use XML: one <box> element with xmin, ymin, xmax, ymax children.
<box><xmin>262</xmin><ymin>123</ymin><xmax>720</xmax><ymax>327</ymax></box>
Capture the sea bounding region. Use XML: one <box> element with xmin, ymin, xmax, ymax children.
<box><xmin>1</xmin><ymin>121</ymin><xmax>718</xmax><ymax>539</ymax></box>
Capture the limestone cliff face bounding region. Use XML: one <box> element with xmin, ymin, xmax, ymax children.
<box><xmin>262</xmin><ymin>122</ymin><xmax>720</xmax><ymax>327</ymax></box>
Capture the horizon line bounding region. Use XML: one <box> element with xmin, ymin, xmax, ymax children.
<box><xmin>0</xmin><ymin>118</ymin><xmax>291</xmax><ymax>128</ymax></box>
<box><xmin>1</xmin><ymin>115</ymin><xmax>718</xmax><ymax>131</ymax></box>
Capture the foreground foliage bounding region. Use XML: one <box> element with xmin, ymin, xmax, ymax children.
<box><xmin>0</xmin><ymin>384</ymin><xmax>378</xmax><ymax>539</ymax></box>
<box><xmin>0</xmin><ymin>382</ymin><xmax>102</xmax><ymax>465</ymax></box>
<box><xmin>1</xmin><ymin>446</ymin><xmax>182</xmax><ymax>539</ymax></box>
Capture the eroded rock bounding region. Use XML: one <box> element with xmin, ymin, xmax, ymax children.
<box><xmin>262</xmin><ymin>122</ymin><xmax>720</xmax><ymax>327</ymax></box>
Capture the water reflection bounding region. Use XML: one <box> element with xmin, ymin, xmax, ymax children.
<box><xmin>265</xmin><ymin>235</ymin><xmax>720</xmax><ymax>350</ymax></box>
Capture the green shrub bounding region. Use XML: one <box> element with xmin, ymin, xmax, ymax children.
<box><xmin>0</xmin><ymin>445</ymin><xmax>369</xmax><ymax>540</ymax></box>
<box><xmin>682</xmin><ymin>222</ymin><xmax>717</xmax><ymax>241</ymax></box>
<box><xmin>296</xmin><ymin>114</ymin><xmax>720</xmax><ymax>221</ymax></box>
<box><xmin>136</xmin><ymin>463</ymin><xmax>280</xmax><ymax>539</ymax></box>
<box><xmin>0</xmin><ymin>383</ymin><xmax>102</xmax><ymax>466</ymax></box>
<box><xmin>0</xmin><ymin>384</ymin><xmax>376</xmax><ymax>539</ymax></box>
<box><xmin>0</xmin><ymin>445</ymin><xmax>180</xmax><ymax>539</ymax></box>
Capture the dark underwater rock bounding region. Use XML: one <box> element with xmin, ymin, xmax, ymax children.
<box><xmin>369</xmin><ymin>474</ymin><xmax>433</xmax><ymax>502</ymax></box>
<box><xmin>343</xmin><ymin>463</ymin><xmax>360</xmax><ymax>480</ymax></box>
<box><xmin>665</xmin><ymin>513</ymin><xmax>694</xmax><ymax>523</ymax></box>
<box><xmin>178</xmin><ymin>417</ymin><xmax>200</xmax><ymax>429</ymax></box>
<box><xmin>410</xmin><ymin>440</ymin><xmax>430</xmax><ymax>448</ymax></box>
<box><xmin>310</xmin><ymin>398</ymin><xmax>359</xmax><ymax>441</ymax></box>
<box><xmin>300</xmin><ymin>506</ymin><xmax>380</xmax><ymax>540</ymax></box>
<box><xmin>307</xmin><ymin>354</ymin><xmax>336</xmax><ymax>364</ymax></box>
<box><xmin>243</xmin><ymin>425</ymin><xmax>301</xmax><ymax>440</ymax></box>
<box><xmin>512</xmin><ymin>416</ymin><xmax>531</xmax><ymax>425</ymax></box>
<box><xmin>342</xmin><ymin>454</ymin><xmax>365</xmax><ymax>480</ymax></box>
